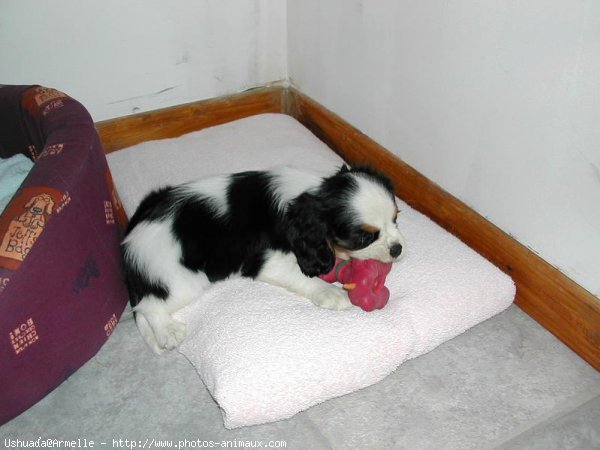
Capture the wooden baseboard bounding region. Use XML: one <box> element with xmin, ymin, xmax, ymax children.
<box><xmin>96</xmin><ymin>85</ymin><xmax>600</xmax><ymax>371</ymax></box>
<box><xmin>284</xmin><ymin>87</ymin><xmax>600</xmax><ymax>371</ymax></box>
<box><xmin>96</xmin><ymin>86</ymin><xmax>285</xmax><ymax>153</ymax></box>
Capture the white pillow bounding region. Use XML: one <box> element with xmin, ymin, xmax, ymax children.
<box><xmin>108</xmin><ymin>114</ymin><xmax>515</xmax><ymax>429</ymax></box>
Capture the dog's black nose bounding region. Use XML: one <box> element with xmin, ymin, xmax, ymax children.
<box><xmin>389</xmin><ymin>243</ymin><xmax>403</xmax><ymax>258</ymax></box>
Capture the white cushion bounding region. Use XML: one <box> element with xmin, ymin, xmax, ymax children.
<box><xmin>108</xmin><ymin>113</ymin><xmax>515</xmax><ymax>429</ymax></box>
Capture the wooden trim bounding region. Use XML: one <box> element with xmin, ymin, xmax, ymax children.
<box><xmin>96</xmin><ymin>86</ymin><xmax>285</xmax><ymax>153</ymax></box>
<box><xmin>96</xmin><ymin>84</ymin><xmax>600</xmax><ymax>371</ymax></box>
<box><xmin>284</xmin><ymin>87</ymin><xmax>600</xmax><ymax>371</ymax></box>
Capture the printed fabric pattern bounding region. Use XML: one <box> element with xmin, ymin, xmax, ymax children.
<box><xmin>0</xmin><ymin>85</ymin><xmax>129</xmax><ymax>425</ymax></box>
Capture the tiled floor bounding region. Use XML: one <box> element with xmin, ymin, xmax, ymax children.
<box><xmin>1</xmin><ymin>305</ymin><xmax>599</xmax><ymax>449</ymax></box>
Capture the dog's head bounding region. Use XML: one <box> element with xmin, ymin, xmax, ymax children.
<box><xmin>286</xmin><ymin>165</ymin><xmax>405</xmax><ymax>277</ymax></box>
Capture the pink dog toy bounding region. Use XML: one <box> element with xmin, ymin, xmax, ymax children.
<box><xmin>319</xmin><ymin>257</ymin><xmax>393</xmax><ymax>311</ymax></box>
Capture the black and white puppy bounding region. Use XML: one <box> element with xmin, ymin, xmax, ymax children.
<box><xmin>121</xmin><ymin>165</ymin><xmax>405</xmax><ymax>354</ymax></box>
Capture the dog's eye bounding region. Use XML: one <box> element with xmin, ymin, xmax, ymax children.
<box><xmin>366</xmin><ymin>231</ymin><xmax>380</xmax><ymax>244</ymax></box>
<box><xmin>357</xmin><ymin>229</ymin><xmax>379</xmax><ymax>247</ymax></box>
<box><xmin>334</xmin><ymin>223</ymin><xmax>382</xmax><ymax>250</ymax></box>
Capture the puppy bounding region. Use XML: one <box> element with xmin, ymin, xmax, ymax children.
<box><xmin>121</xmin><ymin>165</ymin><xmax>405</xmax><ymax>354</ymax></box>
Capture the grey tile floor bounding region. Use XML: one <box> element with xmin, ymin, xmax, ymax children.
<box><xmin>1</xmin><ymin>305</ymin><xmax>599</xmax><ymax>450</ymax></box>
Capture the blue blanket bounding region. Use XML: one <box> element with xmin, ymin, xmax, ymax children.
<box><xmin>0</xmin><ymin>154</ymin><xmax>33</xmax><ymax>213</ymax></box>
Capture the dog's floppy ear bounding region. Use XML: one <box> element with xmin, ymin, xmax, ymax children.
<box><xmin>285</xmin><ymin>192</ymin><xmax>335</xmax><ymax>277</ymax></box>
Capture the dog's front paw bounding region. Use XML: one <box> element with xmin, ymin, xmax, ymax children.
<box><xmin>311</xmin><ymin>286</ymin><xmax>352</xmax><ymax>311</ymax></box>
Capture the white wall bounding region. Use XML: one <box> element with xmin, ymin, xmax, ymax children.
<box><xmin>2</xmin><ymin>0</ymin><xmax>597</xmax><ymax>297</ymax></box>
<box><xmin>288</xmin><ymin>0</ymin><xmax>600</xmax><ymax>297</ymax></box>
<box><xmin>0</xmin><ymin>0</ymin><xmax>287</xmax><ymax>121</ymax></box>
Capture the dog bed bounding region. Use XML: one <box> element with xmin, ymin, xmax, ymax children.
<box><xmin>107</xmin><ymin>113</ymin><xmax>515</xmax><ymax>429</ymax></box>
<box><xmin>0</xmin><ymin>85</ymin><xmax>129</xmax><ymax>425</ymax></box>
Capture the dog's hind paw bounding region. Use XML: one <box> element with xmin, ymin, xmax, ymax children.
<box><xmin>136</xmin><ymin>311</ymin><xmax>187</xmax><ymax>354</ymax></box>
<box><xmin>154</xmin><ymin>317</ymin><xmax>187</xmax><ymax>351</ymax></box>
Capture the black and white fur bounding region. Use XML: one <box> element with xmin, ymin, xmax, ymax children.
<box><xmin>122</xmin><ymin>165</ymin><xmax>405</xmax><ymax>354</ymax></box>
